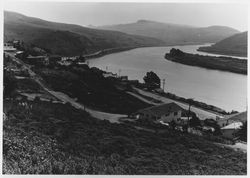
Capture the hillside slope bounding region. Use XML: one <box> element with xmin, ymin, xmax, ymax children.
<box><xmin>4</xmin><ymin>11</ymin><xmax>165</xmax><ymax>56</ymax></box>
<box><xmin>97</xmin><ymin>20</ymin><xmax>239</xmax><ymax>45</ymax></box>
<box><xmin>198</xmin><ymin>32</ymin><xmax>248</xmax><ymax>57</ymax></box>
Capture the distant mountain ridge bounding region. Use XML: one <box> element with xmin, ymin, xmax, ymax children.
<box><xmin>98</xmin><ymin>20</ymin><xmax>240</xmax><ymax>45</ymax></box>
<box><xmin>4</xmin><ymin>11</ymin><xmax>165</xmax><ymax>56</ymax></box>
<box><xmin>198</xmin><ymin>32</ymin><xmax>248</xmax><ymax>57</ymax></box>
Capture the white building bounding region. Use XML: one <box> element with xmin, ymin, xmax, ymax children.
<box><xmin>217</xmin><ymin>111</ymin><xmax>247</xmax><ymax>128</ymax></box>
<box><xmin>103</xmin><ymin>72</ymin><xmax>118</xmax><ymax>78</ymax></box>
<box><xmin>221</xmin><ymin>122</ymin><xmax>243</xmax><ymax>139</ymax></box>
<box><xmin>132</xmin><ymin>102</ymin><xmax>186</xmax><ymax>124</ymax></box>
<box><xmin>4</xmin><ymin>43</ymin><xmax>16</xmax><ymax>52</ymax></box>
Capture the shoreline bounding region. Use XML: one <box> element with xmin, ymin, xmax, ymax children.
<box><xmin>197</xmin><ymin>48</ymin><xmax>247</xmax><ymax>58</ymax></box>
<box><xmin>84</xmin><ymin>42</ymin><xmax>208</xmax><ymax>60</ymax></box>
<box><xmin>84</xmin><ymin>46</ymin><xmax>243</xmax><ymax>114</ymax></box>
<box><xmin>132</xmin><ymin>84</ymin><xmax>234</xmax><ymax>116</ymax></box>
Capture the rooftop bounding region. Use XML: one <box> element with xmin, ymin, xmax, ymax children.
<box><xmin>221</xmin><ymin>122</ymin><xmax>243</xmax><ymax>130</ymax></box>
<box><xmin>219</xmin><ymin>111</ymin><xmax>247</xmax><ymax>122</ymax></box>
<box><xmin>135</xmin><ymin>102</ymin><xmax>185</xmax><ymax>116</ymax></box>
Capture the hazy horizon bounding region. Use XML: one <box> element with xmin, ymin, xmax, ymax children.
<box><xmin>4</xmin><ymin>1</ymin><xmax>248</xmax><ymax>31</ymax></box>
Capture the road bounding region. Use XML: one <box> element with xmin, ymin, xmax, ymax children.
<box><xmin>6</xmin><ymin>51</ymin><xmax>222</xmax><ymax>121</ymax></box>
<box><xmin>5</xmin><ymin>52</ymin><xmax>126</xmax><ymax>123</ymax></box>
<box><xmin>130</xmin><ymin>87</ymin><xmax>223</xmax><ymax>120</ymax></box>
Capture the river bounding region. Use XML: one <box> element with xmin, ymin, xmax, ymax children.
<box><xmin>88</xmin><ymin>44</ymin><xmax>247</xmax><ymax>112</ymax></box>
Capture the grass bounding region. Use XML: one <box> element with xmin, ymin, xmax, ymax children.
<box><xmin>33</xmin><ymin>64</ymin><xmax>151</xmax><ymax>114</ymax></box>
<box><xmin>3</xmin><ymin>55</ymin><xmax>247</xmax><ymax>175</ymax></box>
<box><xmin>3</xmin><ymin>98</ymin><xmax>247</xmax><ymax>175</ymax></box>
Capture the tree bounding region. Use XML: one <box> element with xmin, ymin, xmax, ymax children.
<box><xmin>189</xmin><ymin>114</ymin><xmax>201</xmax><ymax>127</ymax></box>
<box><xmin>143</xmin><ymin>71</ymin><xmax>160</xmax><ymax>90</ymax></box>
<box><xmin>236</xmin><ymin>121</ymin><xmax>247</xmax><ymax>142</ymax></box>
<box><xmin>204</xmin><ymin>119</ymin><xmax>221</xmax><ymax>136</ymax></box>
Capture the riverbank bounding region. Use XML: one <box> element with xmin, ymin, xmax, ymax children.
<box><xmin>132</xmin><ymin>84</ymin><xmax>232</xmax><ymax>117</ymax></box>
<box><xmin>165</xmin><ymin>48</ymin><xmax>247</xmax><ymax>75</ymax></box>
<box><xmin>197</xmin><ymin>47</ymin><xmax>247</xmax><ymax>58</ymax></box>
<box><xmin>84</xmin><ymin>47</ymin><xmax>137</xmax><ymax>59</ymax></box>
<box><xmin>84</xmin><ymin>42</ymin><xmax>208</xmax><ymax>60</ymax></box>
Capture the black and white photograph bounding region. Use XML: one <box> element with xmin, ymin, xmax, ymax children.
<box><xmin>1</xmin><ymin>0</ymin><xmax>248</xmax><ymax>175</ymax></box>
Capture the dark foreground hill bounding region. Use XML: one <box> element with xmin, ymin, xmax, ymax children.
<box><xmin>4</xmin><ymin>11</ymin><xmax>165</xmax><ymax>56</ymax></box>
<box><xmin>198</xmin><ymin>32</ymin><xmax>248</xmax><ymax>57</ymax></box>
<box><xmin>97</xmin><ymin>20</ymin><xmax>239</xmax><ymax>45</ymax></box>
<box><xmin>3</xmin><ymin>97</ymin><xmax>247</xmax><ymax>175</ymax></box>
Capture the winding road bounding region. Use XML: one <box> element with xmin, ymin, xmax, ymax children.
<box><xmin>129</xmin><ymin>87</ymin><xmax>223</xmax><ymax>120</ymax></box>
<box><xmin>5</xmin><ymin>52</ymin><xmax>126</xmax><ymax>123</ymax></box>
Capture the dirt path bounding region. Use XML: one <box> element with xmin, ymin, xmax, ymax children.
<box><xmin>5</xmin><ymin>52</ymin><xmax>127</xmax><ymax>123</ymax></box>
<box><xmin>216</xmin><ymin>142</ymin><xmax>247</xmax><ymax>153</ymax></box>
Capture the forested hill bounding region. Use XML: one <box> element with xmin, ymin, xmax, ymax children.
<box><xmin>97</xmin><ymin>20</ymin><xmax>239</xmax><ymax>45</ymax></box>
<box><xmin>198</xmin><ymin>32</ymin><xmax>248</xmax><ymax>57</ymax></box>
<box><xmin>4</xmin><ymin>11</ymin><xmax>165</xmax><ymax>56</ymax></box>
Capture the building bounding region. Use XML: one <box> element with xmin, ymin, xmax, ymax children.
<box><xmin>132</xmin><ymin>102</ymin><xmax>186</xmax><ymax>124</ymax></box>
<box><xmin>217</xmin><ymin>111</ymin><xmax>247</xmax><ymax>128</ymax></box>
<box><xmin>103</xmin><ymin>72</ymin><xmax>118</xmax><ymax>79</ymax></box>
<box><xmin>61</xmin><ymin>56</ymin><xmax>77</xmax><ymax>61</ymax></box>
<box><xmin>15</xmin><ymin>51</ymin><xmax>24</xmax><ymax>58</ymax></box>
<box><xmin>119</xmin><ymin>76</ymin><xmax>128</xmax><ymax>81</ymax></box>
<box><xmin>221</xmin><ymin>122</ymin><xmax>243</xmax><ymax>139</ymax></box>
<box><xmin>4</xmin><ymin>43</ymin><xmax>16</xmax><ymax>52</ymax></box>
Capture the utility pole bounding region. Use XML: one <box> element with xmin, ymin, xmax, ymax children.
<box><xmin>118</xmin><ymin>69</ymin><xmax>121</xmax><ymax>77</ymax></box>
<box><xmin>187</xmin><ymin>98</ymin><xmax>194</xmax><ymax>128</ymax></box>
<box><xmin>162</xmin><ymin>79</ymin><xmax>166</xmax><ymax>91</ymax></box>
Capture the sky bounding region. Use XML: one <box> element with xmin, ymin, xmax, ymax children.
<box><xmin>3</xmin><ymin>1</ymin><xmax>249</xmax><ymax>31</ymax></box>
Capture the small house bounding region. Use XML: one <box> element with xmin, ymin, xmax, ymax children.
<box><xmin>217</xmin><ymin>111</ymin><xmax>247</xmax><ymax>128</ymax></box>
<box><xmin>132</xmin><ymin>102</ymin><xmax>186</xmax><ymax>124</ymax></box>
<box><xmin>103</xmin><ymin>72</ymin><xmax>118</xmax><ymax>79</ymax></box>
<box><xmin>221</xmin><ymin>122</ymin><xmax>243</xmax><ymax>139</ymax></box>
<box><xmin>4</xmin><ymin>43</ymin><xmax>16</xmax><ymax>52</ymax></box>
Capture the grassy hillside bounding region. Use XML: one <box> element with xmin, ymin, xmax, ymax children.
<box><xmin>198</xmin><ymin>32</ymin><xmax>248</xmax><ymax>57</ymax></box>
<box><xmin>3</xmin><ymin>54</ymin><xmax>247</xmax><ymax>175</ymax></box>
<box><xmin>33</xmin><ymin>64</ymin><xmax>151</xmax><ymax>114</ymax></box>
<box><xmin>3</xmin><ymin>97</ymin><xmax>247</xmax><ymax>175</ymax></box>
<box><xmin>98</xmin><ymin>20</ymin><xmax>239</xmax><ymax>45</ymax></box>
<box><xmin>4</xmin><ymin>11</ymin><xmax>165</xmax><ymax>56</ymax></box>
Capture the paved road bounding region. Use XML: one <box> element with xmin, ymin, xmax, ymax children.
<box><xmin>131</xmin><ymin>87</ymin><xmax>223</xmax><ymax>120</ymax></box>
<box><xmin>5</xmin><ymin>52</ymin><xmax>126</xmax><ymax>123</ymax></box>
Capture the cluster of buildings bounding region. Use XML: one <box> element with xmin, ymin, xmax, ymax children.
<box><xmin>3</xmin><ymin>40</ymin><xmax>20</xmax><ymax>52</ymax></box>
<box><xmin>4</xmin><ymin>40</ymin><xmax>88</xmax><ymax>67</ymax></box>
<box><xmin>131</xmin><ymin>101</ymin><xmax>247</xmax><ymax>140</ymax></box>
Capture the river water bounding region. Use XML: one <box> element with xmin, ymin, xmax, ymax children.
<box><xmin>88</xmin><ymin>44</ymin><xmax>247</xmax><ymax>112</ymax></box>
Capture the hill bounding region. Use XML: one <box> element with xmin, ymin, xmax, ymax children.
<box><xmin>4</xmin><ymin>11</ymin><xmax>165</xmax><ymax>56</ymax></box>
<box><xmin>3</xmin><ymin>51</ymin><xmax>247</xmax><ymax>175</ymax></box>
<box><xmin>97</xmin><ymin>20</ymin><xmax>240</xmax><ymax>45</ymax></box>
<box><xmin>198</xmin><ymin>32</ymin><xmax>248</xmax><ymax>57</ymax></box>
